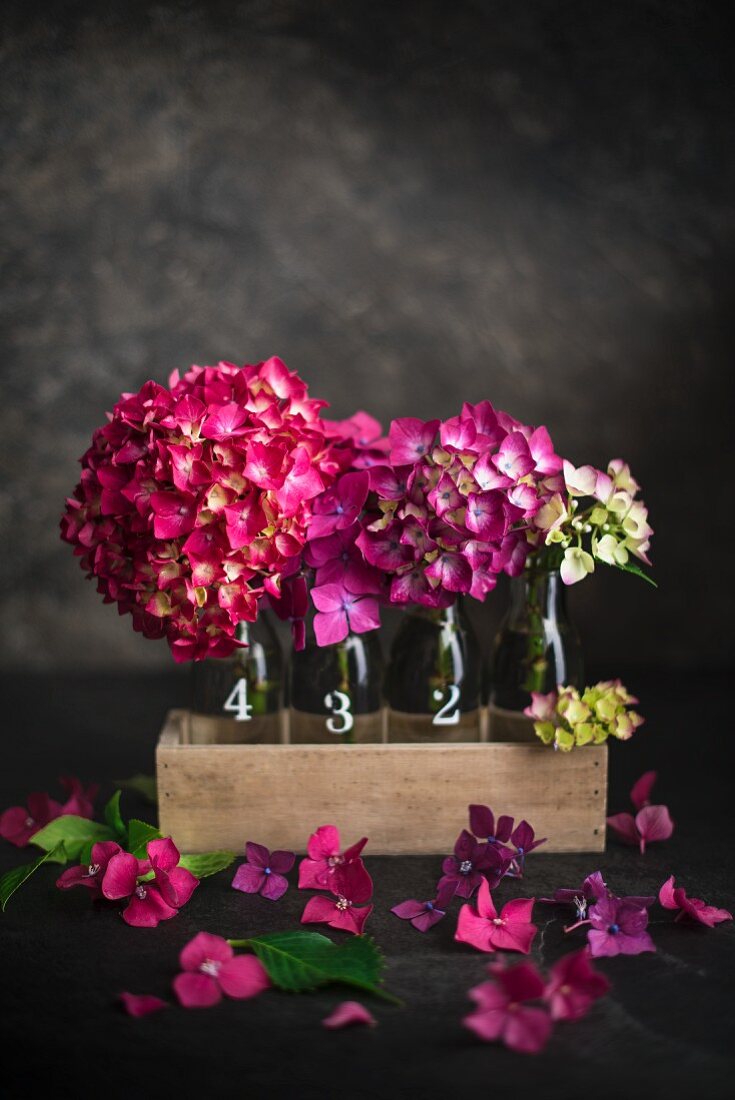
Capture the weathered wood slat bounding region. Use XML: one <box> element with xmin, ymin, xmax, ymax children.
<box><xmin>157</xmin><ymin>709</ymin><xmax>607</xmax><ymax>854</ymax></box>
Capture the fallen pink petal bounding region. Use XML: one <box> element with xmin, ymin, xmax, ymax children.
<box><xmin>322</xmin><ymin>1001</ymin><xmax>377</xmax><ymax>1029</ymax></box>
<box><xmin>120</xmin><ymin>992</ymin><xmax>170</xmax><ymax>1018</ymax></box>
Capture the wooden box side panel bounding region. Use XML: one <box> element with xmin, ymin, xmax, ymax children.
<box><xmin>157</xmin><ymin>711</ymin><xmax>607</xmax><ymax>854</ymax></box>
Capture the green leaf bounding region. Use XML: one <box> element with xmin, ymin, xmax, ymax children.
<box><xmin>104</xmin><ymin>791</ymin><xmax>126</xmax><ymax>837</ymax></box>
<box><xmin>178</xmin><ymin>851</ymin><xmax>236</xmax><ymax>879</ymax></box>
<box><xmin>113</xmin><ymin>774</ymin><xmax>158</xmax><ymax>805</ymax></box>
<box><xmin>30</xmin><ymin>816</ymin><xmax>116</xmax><ymax>863</ymax></box>
<box><xmin>601</xmin><ymin>558</ymin><xmax>658</xmax><ymax>587</ymax></box>
<box><xmin>1</xmin><ymin>842</ymin><xmax>66</xmax><ymax>911</ymax></box>
<box><xmin>126</xmin><ymin>819</ymin><xmax>161</xmax><ymax>859</ymax></box>
<box><xmin>235</xmin><ymin>930</ymin><xmax>400</xmax><ymax>1004</ymax></box>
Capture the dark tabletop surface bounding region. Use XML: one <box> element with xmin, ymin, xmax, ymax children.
<box><xmin>1</xmin><ymin>669</ymin><xmax>733</xmax><ymax>1100</ymax></box>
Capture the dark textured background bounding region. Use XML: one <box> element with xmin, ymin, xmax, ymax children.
<box><xmin>1</xmin><ymin>0</ymin><xmax>733</xmax><ymax>672</ymax></box>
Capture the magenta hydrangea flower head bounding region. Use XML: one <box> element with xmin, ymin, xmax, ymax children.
<box><xmin>301</xmin><ymin>861</ymin><xmax>374</xmax><ymax>935</ymax></box>
<box><xmin>455</xmin><ymin>879</ymin><xmax>537</xmax><ymax>954</ymax></box>
<box><xmin>391</xmin><ymin>881</ymin><xmax>457</xmax><ymax>933</ymax></box>
<box><xmin>231</xmin><ymin>842</ymin><xmax>295</xmax><ymax>902</ymax></box>
<box><xmin>173</xmin><ymin>932</ymin><xmax>270</xmax><ymax>1008</ymax></box>
<box><xmin>658</xmin><ymin>876</ymin><xmax>733</xmax><ymax>928</ymax></box>
<box><xmin>61</xmin><ymin>358</ymin><xmax>342</xmax><ymax>661</ymax></box>
<box><xmin>56</xmin><ymin>841</ymin><xmax>124</xmax><ymax>896</ymax></box>
<box><xmin>544</xmin><ymin>949</ymin><xmax>610</xmax><ymax>1021</ymax></box>
<box><xmin>585</xmin><ymin>897</ymin><xmax>656</xmax><ymax>957</ymax></box>
<box><xmin>298</xmin><ymin>825</ymin><xmax>368</xmax><ymax>890</ymax></box>
<box><xmin>463</xmin><ymin>962</ymin><xmax>552</xmax><ymax>1053</ymax></box>
<box><xmin>438</xmin><ymin>829</ymin><xmax>507</xmax><ymax>900</ymax></box>
<box><xmin>102</xmin><ymin>838</ymin><xmax>198</xmax><ymax>927</ymax></box>
<box><xmin>607</xmin><ymin>772</ymin><xmax>674</xmax><ymax>854</ymax></box>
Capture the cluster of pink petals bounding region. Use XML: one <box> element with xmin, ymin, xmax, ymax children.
<box><xmin>658</xmin><ymin>876</ymin><xmax>732</xmax><ymax>927</ymax></box>
<box><xmin>299</xmin><ymin>824</ymin><xmax>373</xmax><ymax>935</ymax></box>
<box><xmin>455</xmin><ymin>878</ymin><xmax>538</xmax><ymax>954</ymax></box>
<box><xmin>0</xmin><ymin>776</ymin><xmax>97</xmax><ymax>847</ymax></box>
<box><xmin>607</xmin><ymin>771</ymin><xmax>674</xmax><ymax>854</ymax></box>
<box><xmin>463</xmin><ymin>951</ymin><xmax>609</xmax><ymax>1053</ymax></box>
<box><xmin>306</xmin><ymin>404</ymin><xmax>565</xmax><ymax>633</ymax></box>
<box><xmin>58</xmin><ymin>837</ymin><xmax>198</xmax><ymax>927</ymax></box>
<box><xmin>60</xmin><ymin>358</ymin><xmax>356</xmax><ymax>660</ymax></box>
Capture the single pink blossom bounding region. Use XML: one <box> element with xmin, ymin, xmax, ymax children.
<box><xmin>586</xmin><ymin>896</ymin><xmax>655</xmax><ymax>957</ymax></box>
<box><xmin>455</xmin><ymin>878</ymin><xmax>537</xmax><ymax>954</ymax></box>
<box><xmin>468</xmin><ymin>804</ymin><xmax>514</xmax><ymax>849</ymax></box>
<box><xmin>308</xmin><ymin>472</ymin><xmax>370</xmax><ymax>539</ymax></box>
<box><xmin>658</xmin><ymin>876</ymin><xmax>732</xmax><ymax>928</ymax></box>
<box><xmin>102</xmin><ymin>838</ymin><xmax>198</xmax><ymax>927</ymax></box>
<box><xmin>322</xmin><ymin>1001</ymin><xmax>377</xmax><ymax>1029</ymax></box>
<box><xmin>463</xmin><ymin>962</ymin><xmax>552</xmax><ymax>1053</ymax></box>
<box><xmin>528</xmin><ymin>426</ymin><xmax>562</xmax><ymax>475</ymax></box>
<box><xmin>120</xmin><ymin>992</ymin><xmax>170</xmax><ymax>1017</ymax></box>
<box><xmin>438</xmin><ymin>829</ymin><xmax>510</xmax><ymax>899</ymax></box>
<box><xmin>492</xmin><ymin>432</ymin><xmax>534</xmax><ymax>480</ymax></box>
<box><xmin>301</xmin><ymin>861</ymin><xmax>373</xmax><ymax>935</ymax></box>
<box><xmin>232</xmin><ymin>842</ymin><xmax>295</xmax><ymax>901</ymax></box>
<box><xmin>298</xmin><ymin>825</ymin><xmax>368</xmax><ymax>890</ymax></box>
<box><xmin>173</xmin><ymin>932</ymin><xmax>270</xmax><ymax>1008</ymax></box>
<box><xmin>544</xmin><ymin>949</ymin><xmax>610</xmax><ymax>1021</ymax></box>
<box><xmin>391</xmin><ymin>881</ymin><xmax>457</xmax><ymax>932</ymax></box>
<box><xmin>388</xmin><ymin>418</ymin><xmax>440</xmax><ymax>465</ymax></box>
<box><xmin>0</xmin><ymin>791</ymin><xmax>63</xmax><ymax>847</ymax></box>
<box><xmin>57</xmin><ymin>841</ymin><xmax>123</xmax><ymax>895</ymax></box>
<box><xmin>311</xmin><ymin>582</ymin><xmax>381</xmax><ymax>645</ymax></box>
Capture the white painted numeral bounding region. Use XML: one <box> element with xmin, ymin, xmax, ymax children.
<box><xmin>324</xmin><ymin>690</ymin><xmax>354</xmax><ymax>735</ymax></box>
<box><xmin>223</xmin><ymin>678</ymin><xmax>252</xmax><ymax>722</ymax></box>
<box><xmin>432</xmin><ymin>684</ymin><xmax>460</xmax><ymax>726</ymax></box>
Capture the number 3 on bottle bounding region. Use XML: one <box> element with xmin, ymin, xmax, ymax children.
<box><xmin>324</xmin><ymin>691</ymin><xmax>354</xmax><ymax>735</ymax></box>
<box><xmin>223</xmin><ymin>678</ymin><xmax>252</xmax><ymax>722</ymax></box>
<box><xmin>432</xmin><ymin>684</ymin><xmax>460</xmax><ymax>725</ymax></box>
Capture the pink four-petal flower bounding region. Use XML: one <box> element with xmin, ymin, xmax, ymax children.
<box><xmin>173</xmin><ymin>932</ymin><xmax>270</xmax><ymax>1008</ymax></box>
<box><xmin>455</xmin><ymin>878</ymin><xmax>537</xmax><ymax>954</ymax></box>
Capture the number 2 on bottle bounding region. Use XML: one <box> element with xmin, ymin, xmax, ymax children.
<box><xmin>432</xmin><ymin>684</ymin><xmax>460</xmax><ymax>725</ymax></box>
<box><xmin>223</xmin><ymin>678</ymin><xmax>252</xmax><ymax>722</ymax></box>
<box><xmin>324</xmin><ymin>691</ymin><xmax>354</xmax><ymax>735</ymax></box>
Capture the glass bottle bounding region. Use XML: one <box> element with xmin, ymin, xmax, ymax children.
<box><xmin>385</xmin><ymin>599</ymin><xmax>482</xmax><ymax>742</ymax></box>
<box><xmin>288</xmin><ymin>625</ymin><xmax>384</xmax><ymax>744</ymax></box>
<box><xmin>487</xmin><ymin>566</ymin><xmax>583</xmax><ymax>742</ymax></box>
<box><xmin>190</xmin><ymin>612</ymin><xmax>284</xmax><ymax>743</ymax></box>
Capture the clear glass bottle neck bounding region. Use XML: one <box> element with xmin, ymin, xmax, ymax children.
<box><xmin>507</xmin><ymin>568</ymin><xmax>567</xmax><ymax>623</ymax></box>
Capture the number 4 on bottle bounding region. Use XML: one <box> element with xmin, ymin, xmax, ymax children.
<box><xmin>223</xmin><ymin>678</ymin><xmax>253</xmax><ymax>722</ymax></box>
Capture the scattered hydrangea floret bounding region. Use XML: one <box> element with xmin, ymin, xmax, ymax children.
<box><xmin>658</xmin><ymin>876</ymin><xmax>732</xmax><ymax>927</ymax></box>
<box><xmin>607</xmin><ymin>771</ymin><xmax>674</xmax><ymax>853</ymax></box>
<box><xmin>232</xmin><ymin>842</ymin><xmax>295</xmax><ymax>902</ymax></box>
<box><xmin>0</xmin><ymin>776</ymin><xmax>97</xmax><ymax>848</ymax></box>
<box><xmin>173</xmin><ymin>932</ymin><xmax>270</xmax><ymax>1008</ymax></box>
<box><xmin>455</xmin><ymin>878</ymin><xmax>538</xmax><ymax>954</ymax></box>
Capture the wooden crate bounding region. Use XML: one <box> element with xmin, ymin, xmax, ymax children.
<box><xmin>157</xmin><ymin>709</ymin><xmax>607</xmax><ymax>854</ymax></box>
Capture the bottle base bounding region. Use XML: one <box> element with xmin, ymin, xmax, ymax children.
<box><xmin>288</xmin><ymin>709</ymin><xmax>385</xmax><ymax>744</ymax></box>
<box><xmin>189</xmin><ymin>712</ymin><xmax>284</xmax><ymax>744</ymax></box>
<box><xmin>486</xmin><ymin>704</ymin><xmax>538</xmax><ymax>743</ymax></box>
<box><xmin>386</xmin><ymin>709</ymin><xmax>481</xmax><ymax>742</ymax></box>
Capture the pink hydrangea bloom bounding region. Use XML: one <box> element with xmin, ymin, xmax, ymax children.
<box><xmin>173</xmin><ymin>932</ymin><xmax>270</xmax><ymax>1008</ymax></box>
<box><xmin>455</xmin><ymin>878</ymin><xmax>537</xmax><ymax>954</ymax></box>
<box><xmin>231</xmin><ymin>842</ymin><xmax>295</xmax><ymax>901</ymax></box>
<box><xmin>463</xmin><ymin>962</ymin><xmax>552</xmax><ymax>1053</ymax></box>
<box><xmin>0</xmin><ymin>776</ymin><xmax>97</xmax><ymax>848</ymax></box>
<box><xmin>102</xmin><ymin>838</ymin><xmax>198</xmax><ymax>927</ymax></box>
<box><xmin>298</xmin><ymin>825</ymin><xmax>368</xmax><ymax>890</ymax></box>
<box><xmin>56</xmin><ymin>841</ymin><xmax>123</xmax><ymax>895</ymax></box>
<box><xmin>658</xmin><ymin>876</ymin><xmax>732</xmax><ymax>928</ymax></box>
<box><xmin>301</xmin><ymin>861</ymin><xmax>374</xmax><ymax>935</ymax></box>
<box><xmin>544</xmin><ymin>950</ymin><xmax>610</xmax><ymax>1020</ymax></box>
<box><xmin>61</xmin><ymin>359</ymin><xmax>342</xmax><ymax>660</ymax></box>
<box><xmin>607</xmin><ymin>772</ymin><xmax>674</xmax><ymax>854</ymax></box>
